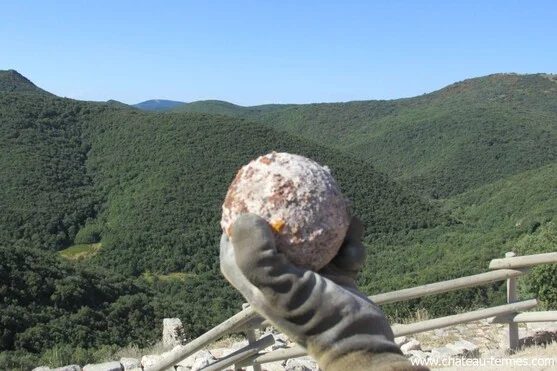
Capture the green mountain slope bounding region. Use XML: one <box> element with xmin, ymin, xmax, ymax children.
<box><xmin>362</xmin><ymin>162</ymin><xmax>557</xmax><ymax>297</ymax></box>
<box><xmin>0</xmin><ymin>92</ymin><xmax>447</xmax><ymax>268</ymax></box>
<box><xmin>0</xmin><ymin>246</ymin><xmax>158</xmax><ymax>365</ymax></box>
<box><xmin>82</xmin><ymin>109</ymin><xmax>448</xmax><ymax>276</ymax></box>
<box><xmin>447</xmin><ymin>162</ymin><xmax>557</xmax><ymax>232</ymax></box>
<box><xmin>0</xmin><ymin>69</ymin><xmax>52</xmax><ymax>95</ymax></box>
<box><xmin>0</xmin><ymin>93</ymin><xmax>100</xmax><ymax>250</ymax></box>
<box><xmin>176</xmin><ymin>74</ymin><xmax>557</xmax><ymax>198</ymax></box>
<box><xmin>105</xmin><ymin>99</ymin><xmax>132</xmax><ymax>109</ymax></box>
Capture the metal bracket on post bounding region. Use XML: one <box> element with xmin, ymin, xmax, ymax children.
<box><xmin>506</xmin><ymin>252</ymin><xmax>519</xmax><ymax>353</ymax></box>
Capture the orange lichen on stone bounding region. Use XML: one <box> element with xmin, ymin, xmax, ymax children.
<box><xmin>270</xmin><ymin>219</ymin><xmax>286</xmax><ymax>233</ymax></box>
<box><xmin>260</xmin><ymin>156</ymin><xmax>272</xmax><ymax>165</ymax></box>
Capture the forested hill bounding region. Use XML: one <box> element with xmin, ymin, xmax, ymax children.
<box><xmin>0</xmin><ymin>69</ymin><xmax>53</xmax><ymax>94</ymax></box>
<box><xmin>172</xmin><ymin>99</ymin><xmax>294</xmax><ymax>116</ymax></box>
<box><xmin>0</xmin><ymin>91</ymin><xmax>448</xmax><ymax>272</ymax></box>
<box><xmin>172</xmin><ymin>73</ymin><xmax>557</xmax><ymax>198</ymax></box>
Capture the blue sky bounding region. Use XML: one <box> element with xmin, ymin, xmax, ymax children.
<box><xmin>2</xmin><ymin>1</ymin><xmax>555</xmax><ymax>105</ymax></box>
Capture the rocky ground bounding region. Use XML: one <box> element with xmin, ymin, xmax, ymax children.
<box><xmin>32</xmin><ymin>320</ymin><xmax>557</xmax><ymax>371</ymax></box>
<box><xmin>396</xmin><ymin>319</ymin><xmax>557</xmax><ymax>370</ymax></box>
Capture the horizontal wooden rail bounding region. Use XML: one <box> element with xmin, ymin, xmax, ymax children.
<box><xmin>392</xmin><ymin>299</ymin><xmax>538</xmax><ymax>336</ymax></box>
<box><xmin>146</xmin><ymin>307</ymin><xmax>258</xmax><ymax>371</ymax></box>
<box><xmin>490</xmin><ymin>311</ymin><xmax>557</xmax><ymax>324</ymax></box>
<box><xmin>237</xmin><ymin>346</ymin><xmax>308</xmax><ymax>368</ymax></box>
<box><xmin>370</xmin><ymin>269</ymin><xmax>525</xmax><ymax>305</ymax></box>
<box><xmin>489</xmin><ymin>252</ymin><xmax>557</xmax><ymax>270</ymax></box>
<box><xmin>239</xmin><ymin>269</ymin><xmax>526</xmax><ymax>333</ymax></box>
<box><xmin>238</xmin><ymin>299</ymin><xmax>538</xmax><ymax>367</ymax></box>
<box><xmin>201</xmin><ymin>334</ymin><xmax>274</xmax><ymax>371</ymax></box>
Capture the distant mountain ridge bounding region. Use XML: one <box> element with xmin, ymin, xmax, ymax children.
<box><xmin>0</xmin><ymin>69</ymin><xmax>53</xmax><ymax>95</ymax></box>
<box><xmin>171</xmin><ymin>99</ymin><xmax>295</xmax><ymax>116</ymax></box>
<box><xmin>134</xmin><ymin>99</ymin><xmax>186</xmax><ymax>111</ymax></box>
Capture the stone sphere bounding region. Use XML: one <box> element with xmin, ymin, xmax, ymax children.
<box><xmin>221</xmin><ymin>152</ymin><xmax>350</xmax><ymax>271</ymax></box>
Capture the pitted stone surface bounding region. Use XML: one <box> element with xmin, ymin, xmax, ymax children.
<box><xmin>221</xmin><ymin>152</ymin><xmax>350</xmax><ymax>271</ymax></box>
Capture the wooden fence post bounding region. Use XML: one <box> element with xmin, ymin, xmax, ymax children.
<box><xmin>146</xmin><ymin>307</ymin><xmax>257</xmax><ymax>371</ymax></box>
<box><xmin>506</xmin><ymin>252</ymin><xmax>519</xmax><ymax>353</ymax></box>
<box><xmin>245</xmin><ymin>329</ymin><xmax>262</xmax><ymax>371</ymax></box>
<box><xmin>242</xmin><ymin>303</ymin><xmax>262</xmax><ymax>371</ymax></box>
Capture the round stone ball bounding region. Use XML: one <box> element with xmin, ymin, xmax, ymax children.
<box><xmin>221</xmin><ymin>152</ymin><xmax>350</xmax><ymax>271</ymax></box>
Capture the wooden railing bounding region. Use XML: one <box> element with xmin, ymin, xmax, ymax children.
<box><xmin>146</xmin><ymin>251</ymin><xmax>557</xmax><ymax>371</ymax></box>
